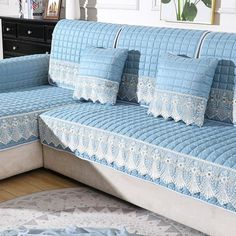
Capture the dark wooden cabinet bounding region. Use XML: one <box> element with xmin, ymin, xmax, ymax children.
<box><xmin>1</xmin><ymin>17</ymin><xmax>58</xmax><ymax>58</ymax></box>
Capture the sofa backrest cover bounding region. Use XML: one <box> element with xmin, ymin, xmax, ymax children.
<box><xmin>116</xmin><ymin>26</ymin><xmax>207</xmax><ymax>103</ymax></box>
<box><xmin>48</xmin><ymin>20</ymin><xmax>236</xmax><ymax>124</ymax></box>
<box><xmin>200</xmin><ymin>32</ymin><xmax>236</xmax><ymax>124</ymax></box>
<box><xmin>48</xmin><ymin>20</ymin><xmax>122</xmax><ymax>89</ymax></box>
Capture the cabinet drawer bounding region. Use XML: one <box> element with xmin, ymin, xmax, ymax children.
<box><xmin>3</xmin><ymin>39</ymin><xmax>51</xmax><ymax>56</ymax></box>
<box><xmin>2</xmin><ymin>22</ymin><xmax>17</xmax><ymax>38</ymax></box>
<box><xmin>45</xmin><ymin>26</ymin><xmax>54</xmax><ymax>43</ymax></box>
<box><xmin>17</xmin><ymin>23</ymin><xmax>44</xmax><ymax>41</ymax></box>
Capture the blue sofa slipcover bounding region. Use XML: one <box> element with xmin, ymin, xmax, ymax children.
<box><xmin>1</xmin><ymin>19</ymin><xmax>236</xmax><ymax>236</ymax></box>
<box><xmin>0</xmin><ymin>85</ymin><xmax>77</xmax><ymax>150</ymax></box>
<box><xmin>39</xmin><ymin>102</ymin><xmax>236</xmax><ymax>212</ymax></box>
<box><xmin>116</xmin><ymin>26</ymin><xmax>207</xmax><ymax>104</ymax></box>
<box><xmin>48</xmin><ymin>20</ymin><xmax>122</xmax><ymax>90</ymax></box>
<box><xmin>200</xmin><ymin>33</ymin><xmax>236</xmax><ymax>124</ymax></box>
<box><xmin>0</xmin><ymin>55</ymin><xmax>78</xmax><ymax>151</ymax></box>
<box><xmin>0</xmin><ymin>54</ymin><xmax>49</xmax><ymax>92</ymax></box>
<box><xmin>0</xmin><ymin>21</ymin><xmax>122</xmax><ymax>152</ymax></box>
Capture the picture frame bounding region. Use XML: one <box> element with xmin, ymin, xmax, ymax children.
<box><xmin>29</xmin><ymin>0</ymin><xmax>45</xmax><ymax>19</ymax></box>
<box><xmin>44</xmin><ymin>0</ymin><xmax>61</xmax><ymax>20</ymax></box>
<box><xmin>160</xmin><ymin>0</ymin><xmax>216</xmax><ymax>25</ymax></box>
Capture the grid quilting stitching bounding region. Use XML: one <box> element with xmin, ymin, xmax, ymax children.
<box><xmin>116</xmin><ymin>26</ymin><xmax>207</xmax><ymax>102</ymax></box>
<box><xmin>39</xmin><ymin>103</ymin><xmax>236</xmax><ymax>211</ymax></box>
<box><xmin>0</xmin><ymin>86</ymin><xmax>75</xmax><ymax>117</ymax></box>
<box><xmin>39</xmin><ymin>103</ymin><xmax>236</xmax><ymax>168</ymax></box>
<box><xmin>200</xmin><ymin>32</ymin><xmax>236</xmax><ymax>123</ymax></box>
<box><xmin>51</xmin><ymin>20</ymin><xmax>122</xmax><ymax>63</ymax></box>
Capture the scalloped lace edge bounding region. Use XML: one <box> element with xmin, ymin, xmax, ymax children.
<box><xmin>148</xmin><ymin>90</ymin><xmax>207</xmax><ymax>127</ymax></box>
<box><xmin>73</xmin><ymin>76</ymin><xmax>119</xmax><ymax>105</ymax></box>
<box><xmin>39</xmin><ymin>116</ymin><xmax>236</xmax><ymax>209</ymax></box>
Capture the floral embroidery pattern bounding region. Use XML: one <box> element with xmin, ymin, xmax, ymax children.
<box><xmin>118</xmin><ymin>74</ymin><xmax>138</xmax><ymax>102</ymax></box>
<box><xmin>73</xmin><ymin>77</ymin><xmax>120</xmax><ymax>105</ymax></box>
<box><xmin>39</xmin><ymin>116</ymin><xmax>236</xmax><ymax>211</ymax></box>
<box><xmin>0</xmin><ymin>112</ymin><xmax>40</xmax><ymax>146</ymax></box>
<box><xmin>137</xmin><ymin>77</ymin><xmax>156</xmax><ymax>105</ymax></box>
<box><xmin>148</xmin><ymin>89</ymin><xmax>207</xmax><ymax>127</ymax></box>
<box><xmin>49</xmin><ymin>59</ymin><xmax>80</xmax><ymax>89</ymax></box>
<box><xmin>118</xmin><ymin>74</ymin><xmax>156</xmax><ymax>104</ymax></box>
<box><xmin>206</xmin><ymin>88</ymin><xmax>235</xmax><ymax>123</ymax></box>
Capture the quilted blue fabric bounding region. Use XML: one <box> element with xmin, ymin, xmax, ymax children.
<box><xmin>0</xmin><ymin>54</ymin><xmax>49</xmax><ymax>92</ymax></box>
<box><xmin>73</xmin><ymin>47</ymin><xmax>128</xmax><ymax>104</ymax></box>
<box><xmin>0</xmin><ymin>85</ymin><xmax>76</xmax><ymax>150</ymax></box>
<box><xmin>49</xmin><ymin>20</ymin><xmax>122</xmax><ymax>89</ymax></box>
<box><xmin>200</xmin><ymin>32</ymin><xmax>236</xmax><ymax>124</ymax></box>
<box><xmin>116</xmin><ymin>26</ymin><xmax>207</xmax><ymax>103</ymax></box>
<box><xmin>148</xmin><ymin>53</ymin><xmax>218</xmax><ymax>127</ymax></box>
<box><xmin>39</xmin><ymin>102</ymin><xmax>236</xmax><ymax>212</ymax></box>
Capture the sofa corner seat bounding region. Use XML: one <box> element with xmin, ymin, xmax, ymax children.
<box><xmin>0</xmin><ymin>54</ymin><xmax>78</xmax><ymax>179</ymax></box>
<box><xmin>39</xmin><ymin>101</ymin><xmax>236</xmax><ymax>236</ymax></box>
<box><xmin>40</xmin><ymin>20</ymin><xmax>236</xmax><ymax>236</ymax></box>
<box><xmin>0</xmin><ymin>20</ymin><xmax>124</xmax><ymax>179</ymax></box>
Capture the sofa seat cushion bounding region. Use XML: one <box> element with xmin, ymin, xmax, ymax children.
<box><xmin>39</xmin><ymin>102</ymin><xmax>236</xmax><ymax>212</ymax></box>
<box><xmin>0</xmin><ymin>85</ymin><xmax>76</xmax><ymax>151</ymax></box>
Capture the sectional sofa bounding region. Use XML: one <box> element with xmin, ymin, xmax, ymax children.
<box><xmin>1</xmin><ymin>20</ymin><xmax>236</xmax><ymax>236</ymax></box>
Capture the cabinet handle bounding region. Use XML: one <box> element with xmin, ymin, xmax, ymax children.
<box><xmin>6</xmin><ymin>27</ymin><xmax>11</xmax><ymax>32</ymax></box>
<box><xmin>12</xmin><ymin>46</ymin><xmax>17</xmax><ymax>51</ymax></box>
<box><xmin>27</xmin><ymin>30</ymin><xmax>32</xmax><ymax>35</ymax></box>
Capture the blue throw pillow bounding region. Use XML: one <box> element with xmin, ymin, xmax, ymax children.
<box><xmin>148</xmin><ymin>53</ymin><xmax>218</xmax><ymax>127</ymax></box>
<box><xmin>73</xmin><ymin>47</ymin><xmax>128</xmax><ymax>105</ymax></box>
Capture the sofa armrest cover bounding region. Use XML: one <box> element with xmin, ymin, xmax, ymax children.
<box><xmin>0</xmin><ymin>54</ymin><xmax>50</xmax><ymax>92</ymax></box>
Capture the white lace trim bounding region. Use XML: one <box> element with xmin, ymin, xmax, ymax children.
<box><xmin>73</xmin><ymin>76</ymin><xmax>119</xmax><ymax>105</ymax></box>
<box><xmin>118</xmin><ymin>74</ymin><xmax>156</xmax><ymax>104</ymax></box>
<box><xmin>148</xmin><ymin>89</ymin><xmax>207</xmax><ymax>127</ymax></box>
<box><xmin>206</xmin><ymin>88</ymin><xmax>235</xmax><ymax>123</ymax></box>
<box><xmin>39</xmin><ymin>116</ymin><xmax>236</xmax><ymax>208</ymax></box>
<box><xmin>0</xmin><ymin>112</ymin><xmax>40</xmax><ymax>145</ymax></box>
<box><xmin>48</xmin><ymin>59</ymin><xmax>80</xmax><ymax>89</ymax></box>
<box><xmin>137</xmin><ymin>76</ymin><xmax>156</xmax><ymax>105</ymax></box>
<box><xmin>118</xmin><ymin>73</ymin><xmax>138</xmax><ymax>102</ymax></box>
<box><xmin>0</xmin><ymin>105</ymin><xmax>74</xmax><ymax>148</ymax></box>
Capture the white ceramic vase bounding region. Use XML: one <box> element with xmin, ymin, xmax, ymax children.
<box><xmin>66</xmin><ymin>0</ymin><xmax>81</xmax><ymax>20</ymax></box>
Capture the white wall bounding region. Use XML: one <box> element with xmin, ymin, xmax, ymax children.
<box><xmin>1</xmin><ymin>0</ymin><xmax>236</xmax><ymax>59</ymax></box>
<box><xmin>84</xmin><ymin>0</ymin><xmax>236</xmax><ymax>32</ymax></box>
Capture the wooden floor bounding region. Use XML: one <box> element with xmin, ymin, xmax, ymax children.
<box><xmin>0</xmin><ymin>168</ymin><xmax>80</xmax><ymax>203</ymax></box>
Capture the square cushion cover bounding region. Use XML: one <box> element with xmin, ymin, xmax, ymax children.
<box><xmin>73</xmin><ymin>47</ymin><xmax>128</xmax><ymax>105</ymax></box>
<box><xmin>148</xmin><ymin>53</ymin><xmax>218</xmax><ymax>127</ymax></box>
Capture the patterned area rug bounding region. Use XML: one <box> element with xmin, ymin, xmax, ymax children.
<box><xmin>0</xmin><ymin>227</ymin><xmax>139</xmax><ymax>236</ymax></box>
<box><xmin>0</xmin><ymin>187</ymin><xmax>205</xmax><ymax>236</ymax></box>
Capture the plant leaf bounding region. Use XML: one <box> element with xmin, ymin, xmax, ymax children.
<box><xmin>201</xmin><ymin>0</ymin><xmax>212</xmax><ymax>8</ymax></box>
<box><xmin>181</xmin><ymin>2</ymin><xmax>198</xmax><ymax>21</ymax></box>
<box><xmin>161</xmin><ymin>0</ymin><xmax>171</xmax><ymax>3</ymax></box>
